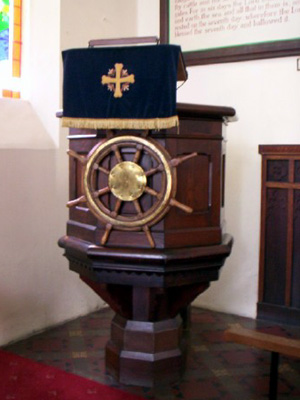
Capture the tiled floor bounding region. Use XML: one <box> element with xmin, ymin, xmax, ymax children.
<box><xmin>3</xmin><ymin>307</ymin><xmax>300</xmax><ymax>400</ymax></box>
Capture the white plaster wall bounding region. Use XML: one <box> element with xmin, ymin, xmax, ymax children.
<box><xmin>0</xmin><ymin>0</ymin><xmax>138</xmax><ymax>346</ymax></box>
<box><xmin>60</xmin><ymin>0</ymin><xmax>138</xmax><ymax>50</ymax></box>
<box><xmin>21</xmin><ymin>0</ymin><xmax>61</xmax><ymax>145</ymax></box>
<box><xmin>137</xmin><ymin>0</ymin><xmax>300</xmax><ymax>318</ymax></box>
<box><xmin>0</xmin><ymin>149</ymin><xmax>100</xmax><ymax>344</ymax></box>
<box><xmin>0</xmin><ymin>98</ymin><xmax>55</xmax><ymax>149</ymax></box>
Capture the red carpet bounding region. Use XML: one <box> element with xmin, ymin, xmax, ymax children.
<box><xmin>0</xmin><ymin>349</ymin><xmax>145</xmax><ymax>400</ymax></box>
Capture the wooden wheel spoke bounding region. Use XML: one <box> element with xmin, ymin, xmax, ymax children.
<box><xmin>101</xmin><ymin>224</ymin><xmax>113</xmax><ymax>245</ymax></box>
<box><xmin>169</xmin><ymin>152</ymin><xmax>198</xmax><ymax>167</ymax></box>
<box><xmin>145</xmin><ymin>164</ymin><xmax>164</xmax><ymax>177</ymax></box>
<box><xmin>110</xmin><ymin>199</ymin><xmax>122</xmax><ymax>218</ymax></box>
<box><xmin>141</xmin><ymin>130</ymin><xmax>150</xmax><ymax>138</ymax></box>
<box><xmin>112</xmin><ymin>145</ymin><xmax>123</xmax><ymax>163</ymax></box>
<box><xmin>93</xmin><ymin>163</ymin><xmax>109</xmax><ymax>175</ymax></box>
<box><xmin>67</xmin><ymin>150</ymin><xmax>87</xmax><ymax>165</ymax></box>
<box><xmin>133</xmin><ymin>144</ymin><xmax>143</xmax><ymax>164</ymax></box>
<box><xmin>133</xmin><ymin>199</ymin><xmax>143</xmax><ymax>217</ymax></box>
<box><xmin>143</xmin><ymin>225</ymin><xmax>155</xmax><ymax>248</ymax></box>
<box><xmin>144</xmin><ymin>186</ymin><xmax>160</xmax><ymax>198</ymax></box>
<box><xmin>93</xmin><ymin>186</ymin><xmax>111</xmax><ymax>197</ymax></box>
<box><xmin>170</xmin><ymin>198</ymin><xmax>193</xmax><ymax>213</ymax></box>
<box><xmin>106</xmin><ymin>130</ymin><xmax>114</xmax><ymax>139</ymax></box>
<box><xmin>67</xmin><ymin>195</ymin><xmax>86</xmax><ymax>208</ymax></box>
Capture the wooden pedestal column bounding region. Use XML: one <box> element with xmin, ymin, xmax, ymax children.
<box><xmin>59</xmin><ymin>234</ymin><xmax>232</xmax><ymax>386</ymax></box>
<box><xmin>106</xmin><ymin>315</ymin><xmax>183</xmax><ymax>386</ymax></box>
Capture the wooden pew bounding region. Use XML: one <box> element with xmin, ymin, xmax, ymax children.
<box><xmin>224</xmin><ymin>326</ymin><xmax>300</xmax><ymax>400</ymax></box>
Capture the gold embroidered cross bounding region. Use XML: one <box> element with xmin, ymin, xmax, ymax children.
<box><xmin>101</xmin><ymin>63</ymin><xmax>135</xmax><ymax>98</ymax></box>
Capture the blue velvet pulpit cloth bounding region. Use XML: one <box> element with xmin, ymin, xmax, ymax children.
<box><xmin>61</xmin><ymin>44</ymin><xmax>186</xmax><ymax>130</ymax></box>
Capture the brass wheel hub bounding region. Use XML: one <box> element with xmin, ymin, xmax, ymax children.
<box><xmin>108</xmin><ymin>161</ymin><xmax>147</xmax><ymax>201</ymax></box>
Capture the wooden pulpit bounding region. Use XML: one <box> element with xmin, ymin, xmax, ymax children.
<box><xmin>58</xmin><ymin>39</ymin><xmax>236</xmax><ymax>386</ymax></box>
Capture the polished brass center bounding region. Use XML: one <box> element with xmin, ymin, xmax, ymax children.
<box><xmin>108</xmin><ymin>161</ymin><xmax>147</xmax><ymax>201</ymax></box>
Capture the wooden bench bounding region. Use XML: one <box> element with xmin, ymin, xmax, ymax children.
<box><xmin>224</xmin><ymin>326</ymin><xmax>300</xmax><ymax>400</ymax></box>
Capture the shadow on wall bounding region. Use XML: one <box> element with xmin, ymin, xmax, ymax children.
<box><xmin>0</xmin><ymin>98</ymin><xmax>56</xmax><ymax>150</ymax></box>
<box><xmin>0</xmin><ymin>148</ymin><xmax>69</xmax><ymax>345</ymax></box>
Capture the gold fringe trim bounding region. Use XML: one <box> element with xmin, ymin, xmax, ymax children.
<box><xmin>62</xmin><ymin>116</ymin><xmax>179</xmax><ymax>131</ymax></box>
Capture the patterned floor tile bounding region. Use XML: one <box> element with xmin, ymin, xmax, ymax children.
<box><xmin>3</xmin><ymin>307</ymin><xmax>300</xmax><ymax>400</ymax></box>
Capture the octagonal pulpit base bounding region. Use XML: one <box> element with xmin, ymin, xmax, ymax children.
<box><xmin>105</xmin><ymin>314</ymin><xmax>184</xmax><ymax>387</ymax></box>
<box><xmin>59</xmin><ymin>234</ymin><xmax>233</xmax><ymax>386</ymax></box>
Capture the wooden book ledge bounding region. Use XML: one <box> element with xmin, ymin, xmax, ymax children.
<box><xmin>224</xmin><ymin>326</ymin><xmax>300</xmax><ymax>400</ymax></box>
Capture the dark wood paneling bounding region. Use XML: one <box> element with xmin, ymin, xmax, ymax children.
<box><xmin>267</xmin><ymin>160</ymin><xmax>289</xmax><ymax>183</ymax></box>
<box><xmin>258</xmin><ymin>145</ymin><xmax>300</xmax><ymax>326</ymax></box>
<box><xmin>263</xmin><ymin>188</ymin><xmax>288</xmax><ymax>305</ymax></box>
<box><xmin>294</xmin><ymin>161</ymin><xmax>300</xmax><ymax>183</ymax></box>
<box><xmin>292</xmin><ymin>190</ymin><xmax>300</xmax><ymax>308</ymax></box>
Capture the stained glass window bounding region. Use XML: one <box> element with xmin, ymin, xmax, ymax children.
<box><xmin>0</xmin><ymin>0</ymin><xmax>22</xmax><ymax>98</ymax></box>
<box><xmin>0</xmin><ymin>0</ymin><xmax>9</xmax><ymax>61</ymax></box>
